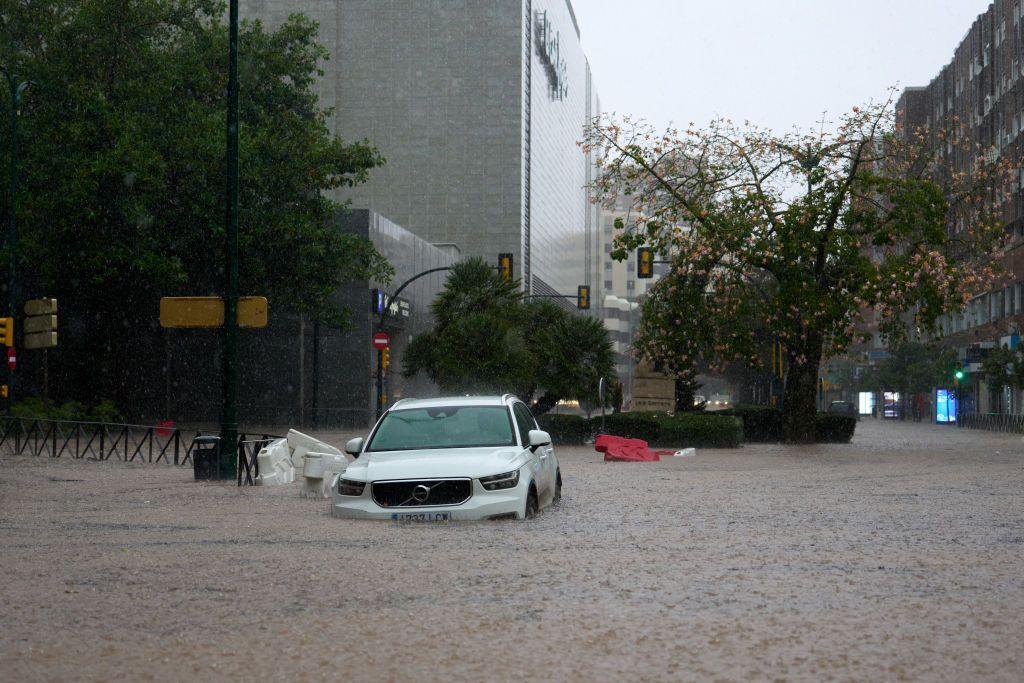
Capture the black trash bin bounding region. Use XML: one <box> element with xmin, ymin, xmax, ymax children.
<box><xmin>192</xmin><ymin>435</ymin><xmax>221</xmax><ymax>481</ymax></box>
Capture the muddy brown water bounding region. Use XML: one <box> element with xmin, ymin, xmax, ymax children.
<box><xmin>1</xmin><ymin>419</ymin><xmax>1022</xmax><ymax>681</ymax></box>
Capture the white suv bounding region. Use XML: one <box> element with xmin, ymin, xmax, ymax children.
<box><xmin>332</xmin><ymin>395</ymin><xmax>561</xmax><ymax>521</ymax></box>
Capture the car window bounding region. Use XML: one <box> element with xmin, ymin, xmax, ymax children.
<box><xmin>366</xmin><ymin>406</ymin><xmax>516</xmax><ymax>451</ymax></box>
<box><xmin>512</xmin><ymin>403</ymin><xmax>536</xmax><ymax>446</ymax></box>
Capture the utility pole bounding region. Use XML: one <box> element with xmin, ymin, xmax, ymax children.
<box><xmin>3</xmin><ymin>70</ymin><xmax>31</xmax><ymax>411</ymax></box>
<box><xmin>219</xmin><ymin>0</ymin><xmax>240</xmax><ymax>478</ymax></box>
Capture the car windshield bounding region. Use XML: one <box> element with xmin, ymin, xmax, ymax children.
<box><xmin>366</xmin><ymin>406</ymin><xmax>516</xmax><ymax>452</ymax></box>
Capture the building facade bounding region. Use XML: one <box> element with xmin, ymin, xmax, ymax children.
<box><xmin>598</xmin><ymin>194</ymin><xmax>668</xmax><ymax>404</ymax></box>
<box><xmin>241</xmin><ymin>0</ymin><xmax>601</xmax><ymax>301</ymax></box>
<box><xmin>896</xmin><ymin>0</ymin><xmax>1024</xmax><ymax>414</ymax></box>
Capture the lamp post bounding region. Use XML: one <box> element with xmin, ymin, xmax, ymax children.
<box><xmin>219</xmin><ymin>0</ymin><xmax>240</xmax><ymax>478</ymax></box>
<box><xmin>3</xmin><ymin>69</ymin><xmax>32</xmax><ymax>410</ymax></box>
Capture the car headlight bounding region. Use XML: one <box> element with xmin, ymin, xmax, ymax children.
<box><xmin>337</xmin><ymin>478</ymin><xmax>366</xmax><ymax>496</ymax></box>
<box><xmin>480</xmin><ymin>470</ymin><xmax>520</xmax><ymax>491</ymax></box>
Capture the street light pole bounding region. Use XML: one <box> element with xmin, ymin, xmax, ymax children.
<box><xmin>375</xmin><ymin>266</ymin><xmax>452</xmax><ymax>420</ymax></box>
<box><xmin>219</xmin><ymin>0</ymin><xmax>240</xmax><ymax>478</ymax></box>
<box><xmin>4</xmin><ymin>71</ymin><xmax>32</xmax><ymax>411</ymax></box>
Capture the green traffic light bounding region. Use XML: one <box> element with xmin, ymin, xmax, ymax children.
<box><xmin>954</xmin><ymin>370</ymin><xmax>964</xmax><ymax>380</ymax></box>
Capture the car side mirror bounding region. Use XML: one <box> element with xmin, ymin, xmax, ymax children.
<box><xmin>528</xmin><ymin>429</ymin><xmax>551</xmax><ymax>450</ymax></box>
<box><xmin>345</xmin><ymin>437</ymin><xmax>364</xmax><ymax>457</ymax></box>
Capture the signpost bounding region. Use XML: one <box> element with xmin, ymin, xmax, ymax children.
<box><xmin>372</xmin><ymin>332</ymin><xmax>390</xmax><ymax>350</ymax></box>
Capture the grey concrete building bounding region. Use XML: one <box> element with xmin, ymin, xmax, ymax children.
<box><xmin>241</xmin><ymin>0</ymin><xmax>601</xmax><ymax>301</ymax></box>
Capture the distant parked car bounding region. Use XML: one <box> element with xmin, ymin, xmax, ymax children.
<box><xmin>828</xmin><ymin>400</ymin><xmax>858</xmax><ymax>418</ymax></box>
<box><xmin>706</xmin><ymin>394</ymin><xmax>732</xmax><ymax>411</ymax></box>
<box><xmin>693</xmin><ymin>395</ymin><xmax>707</xmax><ymax>408</ymax></box>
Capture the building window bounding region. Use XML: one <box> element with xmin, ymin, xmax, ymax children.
<box><xmin>604</xmin><ymin>261</ymin><xmax>612</xmax><ymax>271</ymax></box>
<box><xmin>604</xmin><ymin>279</ymin><xmax>612</xmax><ymax>291</ymax></box>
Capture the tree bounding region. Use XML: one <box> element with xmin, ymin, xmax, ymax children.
<box><xmin>403</xmin><ymin>258</ymin><xmax>533</xmax><ymax>397</ymax></box>
<box><xmin>527</xmin><ymin>300</ymin><xmax>615</xmax><ymax>414</ymax></box>
<box><xmin>403</xmin><ymin>258</ymin><xmax>615</xmax><ymax>414</ymax></box>
<box><xmin>878</xmin><ymin>343</ymin><xmax>959</xmax><ymax>395</ymax></box>
<box><xmin>981</xmin><ymin>346</ymin><xmax>1017</xmax><ymax>413</ymax></box>
<box><xmin>583</xmin><ymin>97</ymin><xmax>1010</xmax><ymax>442</ymax></box>
<box><xmin>0</xmin><ymin>1</ymin><xmax>392</xmax><ymax>402</ymax></box>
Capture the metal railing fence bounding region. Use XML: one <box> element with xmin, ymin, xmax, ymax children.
<box><xmin>0</xmin><ymin>417</ymin><xmax>281</xmax><ymax>486</ymax></box>
<box><xmin>958</xmin><ymin>412</ymin><xmax>1024</xmax><ymax>433</ymax></box>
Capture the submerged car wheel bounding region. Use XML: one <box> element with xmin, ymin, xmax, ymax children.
<box><xmin>525</xmin><ymin>488</ymin><xmax>539</xmax><ymax>519</ymax></box>
<box><xmin>553</xmin><ymin>470</ymin><xmax>562</xmax><ymax>505</ymax></box>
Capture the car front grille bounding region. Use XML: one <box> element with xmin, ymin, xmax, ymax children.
<box><xmin>372</xmin><ymin>479</ymin><xmax>472</xmax><ymax>508</ymax></box>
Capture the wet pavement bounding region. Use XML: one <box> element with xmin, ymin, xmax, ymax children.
<box><xmin>1</xmin><ymin>419</ymin><xmax>1022</xmax><ymax>681</ymax></box>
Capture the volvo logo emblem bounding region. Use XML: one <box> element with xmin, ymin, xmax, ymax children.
<box><xmin>411</xmin><ymin>484</ymin><xmax>431</xmax><ymax>503</ymax></box>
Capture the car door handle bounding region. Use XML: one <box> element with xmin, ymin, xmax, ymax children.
<box><xmin>539</xmin><ymin>452</ymin><xmax>549</xmax><ymax>460</ymax></box>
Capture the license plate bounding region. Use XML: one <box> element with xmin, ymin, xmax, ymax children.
<box><xmin>391</xmin><ymin>512</ymin><xmax>451</xmax><ymax>522</ymax></box>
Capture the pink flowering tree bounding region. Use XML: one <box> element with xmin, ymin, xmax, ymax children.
<box><xmin>583</xmin><ymin>97</ymin><xmax>1011</xmax><ymax>442</ymax></box>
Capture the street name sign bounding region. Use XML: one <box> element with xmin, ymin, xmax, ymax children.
<box><xmin>159</xmin><ymin>297</ymin><xmax>268</xmax><ymax>328</ymax></box>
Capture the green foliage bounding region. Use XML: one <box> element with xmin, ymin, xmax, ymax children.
<box><xmin>536</xmin><ymin>414</ymin><xmax>591</xmax><ymax>445</ymax></box>
<box><xmin>721</xmin><ymin>404</ymin><xmax>784</xmax><ymax>443</ymax></box>
<box><xmin>873</xmin><ymin>342</ymin><xmax>960</xmax><ymax>393</ymax></box>
<box><xmin>593</xmin><ymin>412</ymin><xmax>660</xmax><ymax>442</ymax></box>
<box><xmin>403</xmin><ymin>258</ymin><xmax>532</xmax><ymax>396</ymax></box>
<box><xmin>12</xmin><ymin>397</ymin><xmax>122</xmax><ymax>422</ymax></box>
<box><xmin>649</xmin><ymin>414</ymin><xmax>743</xmax><ymax>449</ymax></box>
<box><xmin>528</xmin><ymin>300</ymin><xmax>616</xmax><ymax>414</ymax></box>
<box><xmin>815</xmin><ymin>414</ymin><xmax>857</xmax><ymax>443</ymax></box>
<box><xmin>404</xmin><ymin>258</ymin><xmax>615</xmax><ymax>411</ymax></box>
<box><xmin>1</xmin><ymin>1</ymin><xmax>393</xmax><ymax>400</ymax></box>
<box><xmin>722</xmin><ymin>404</ymin><xmax>857</xmax><ymax>444</ymax></box>
<box><xmin>981</xmin><ymin>346</ymin><xmax>1017</xmax><ymax>390</ymax></box>
<box><xmin>591</xmin><ymin>410</ymin><xmax>742</xmax><ymax>448</ymax></box>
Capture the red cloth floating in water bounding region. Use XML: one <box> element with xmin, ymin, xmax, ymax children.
<box><xmin>594</xmin><ymin>434</ymin><xmax>672</xmax><ymax>462</ymax></box>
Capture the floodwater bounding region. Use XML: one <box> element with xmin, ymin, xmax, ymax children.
<box><xmin>1</xmin><ymin>420</ymin><xmax>1022</xmax><ymax>681</ymax></box>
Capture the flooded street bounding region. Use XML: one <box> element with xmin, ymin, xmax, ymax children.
<box><xmin>1</xmin><ymin>419</ymin><xmax>1022</xmax><ymax>681</ymax></box>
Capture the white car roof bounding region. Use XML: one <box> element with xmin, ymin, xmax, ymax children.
<box><xmin>389</xmin><ymin>395</ymin><xmax>515</xmax><ymax>411</ymax></box>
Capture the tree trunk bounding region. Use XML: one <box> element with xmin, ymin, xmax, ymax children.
<box><xmin>782</xmin><ymin>336</ymin><xmax>823</xmax><ymax>444</ymax></box>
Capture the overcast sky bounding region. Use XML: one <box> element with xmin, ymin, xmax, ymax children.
<box><xmin>572</xmin><ymin>0</ymin><xmax>990</xmax><ymax>133</ymax></box>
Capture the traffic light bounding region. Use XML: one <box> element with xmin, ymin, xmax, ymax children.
<box><xmin>382</xmin><ymin>347</ymin><xmax>390</xmax><ymax>370</ymax></box>
<box><xmin>0</xmin><ymin>317</ymin><xmax>13</xmax><ymax>347</ymax></box>
<box><xmin>954</xmin><ymin>369</ymin><xmax>964</xmax><ymax>380</ymax></box>
<box><xmin>637</xmin><ymin>247</ymin><xmax>654</xmax><ymax>279</ymax></box>
<box><xmin>498</xmin><ymin>253</ymin><xmax>514</xmax><ymax>281</ymax></box>
<box><xmin>23</xmin><ymin>299</ymin><xmax>58</xmax><ymax>349</ymax></box>
<box><xmin>0</xmin><ymin>385</ymin><xmax>7</xmax><ymax>398</ymax></box>
<box><xmin>577</xmin><ymin>285</ymin><xmax>590</xmax><ymax>310</ymax></box>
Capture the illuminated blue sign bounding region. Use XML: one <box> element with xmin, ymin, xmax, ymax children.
<box><xmin>936</xmin><ymin>389</ymin><xmax>958</xmax><ymax>424</ymax></box>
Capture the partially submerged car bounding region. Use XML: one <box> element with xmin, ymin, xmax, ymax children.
<box><xmin>332</xmin><ymin>395</ymin><xmax>561</xmax><ymax>521</ymax></box>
